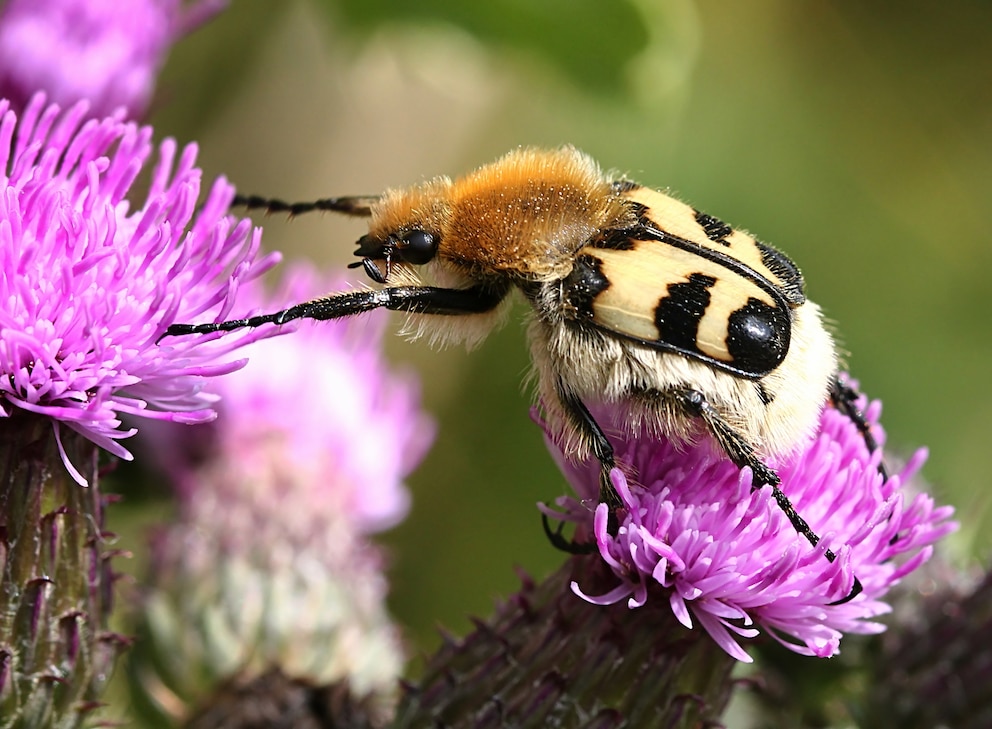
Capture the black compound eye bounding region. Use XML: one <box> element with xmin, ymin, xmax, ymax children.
<box><xmin>396</xmin><ymin>229</ymin><xmax>438</xmax><ymax>264</ymax></box>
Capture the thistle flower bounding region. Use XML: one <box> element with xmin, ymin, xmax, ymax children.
<box><xmin>0</xmin><ymin>0</ymin><xmax>227</xmax><ymax>119</ymax></box>
<box><xmin>129</xmin><ymin>264</ymin><xmax>434</xmax><ymax>726</ymax></box>
<box><xmin>540</xmin><ymin>387</ymin><xmax>956</xmax><ymax>663</ymax></box>
<box><xmin>0</xmin><ymin>94</ymin><xmax>278</xmax><ymax>484</ymax></box>
<box><xmin>0</xmin><ymin>94</ymin><xmax>276</xmax><ymax>726</ymax></box>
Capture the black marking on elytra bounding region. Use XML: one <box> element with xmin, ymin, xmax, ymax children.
<box><xmin>629</xmin><ymin>201</ymin><xmax>650</xmax><ymax>222</ymax></box>
<box><xmin>634</xmin><ymin>225</ymin><xmax>792</xmax><ymax>320</ymax></box>
<box><xmin>756</xmin><ymin>241</ymin><xmax>805</xmax><ymax>306</ymax></box>
<box><xmin>572</xmin><ymin>224</ymin><xmax>794</xmax><ymax>380</ymax></box>
<box><xmin>611</xmin><ymin>179</ymin><xmax>640</xmax><ymax>194</ymax></box>
<box><xmin>564</xmin><ymin>254</ymin><xmax>611</xmax><ymax>322</ymax></box>
<box><xmin>726</xmin><ymin>297</ymin><xmax>791</xmax><ymax>373</ymax></box>
<box><xmin>589</xmin><ymin>228</ymin><xmax>637</xmax><ymax>251</ymax></box>
<box><xmin>655</xmin><ymin>272</ymin><xmax>716</xmax><ymax>354</ymax></box>
<box><xmin>756</xmin><ymin>382</ymin><xmax>775</xmax><ymax>405</ymax></box>
<box><xmin>693</xmin><ymin>209</ymin><xmax>733</xmax><ymax>245</ymax></box>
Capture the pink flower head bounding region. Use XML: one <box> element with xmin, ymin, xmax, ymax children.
<box><xmin>0</xmin><ymin>0</ymin><xmax>227</xmax><ymax>119</ymax></box>
<box><xmin>540</xmin><ymin>387</ymin><xmax>956</xmax><ymax>662</ymax></box>
<box><xmin>155</xmin><ymin>263</ymin><xmax>435</xmax><ymax>533</ymax></box>
<box><xmin>0</xmin><ymin>94</ymin><xmax>279</xmax><ymax>483</ymax></box>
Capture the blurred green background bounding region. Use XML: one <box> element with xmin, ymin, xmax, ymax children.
<box><xmin>117</xmin><ymin>0</ymin><xmax>991</xmax><ymax>665</ymax></box>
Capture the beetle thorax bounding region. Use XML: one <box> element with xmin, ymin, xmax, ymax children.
<box><xmin>448</xmin><ymin>149</ymin><xmax>634</xmax><ymax>281</ymax></box>
<box><xmin>371</xmin><ymin>148</ymin><xmax>636</xmax><ymax>283</ymax></box>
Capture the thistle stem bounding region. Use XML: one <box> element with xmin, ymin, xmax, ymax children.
<box><xmin>0</xmin><ymin>414</ymin><xmax>122</xmax><ymax>728</ymax></box>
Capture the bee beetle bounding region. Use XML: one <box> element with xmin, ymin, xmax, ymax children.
<box><xmin>167</xmin><ymin>146</ymin><xmax>881</xmax><ymax>588</ymax></box>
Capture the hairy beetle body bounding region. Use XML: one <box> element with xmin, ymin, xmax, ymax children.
<box><xmin>166</xmin><ymin>146</ymin><xmax>877</xmax><ymax>597</ymax></box>
<box><xmin>360</xmin><ymin>147</ymin><xmax>835</xmax><ymax>467</ymax></box>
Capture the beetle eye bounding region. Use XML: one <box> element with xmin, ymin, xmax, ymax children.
<box><xmin>396</xmin><ymin>229</ymin><xmax>438</xmax><ymax>264</ymax></box>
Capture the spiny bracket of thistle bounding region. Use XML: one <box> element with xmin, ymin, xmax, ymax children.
<box><xmin>0</xmin><ymin>413</ymin><xmax>128</xmax><ymax>727</ymax></box>
<box><xmin>393</xmin><ymin>555</ymin><xmax>736</xmax><ymax>729</ymax></box>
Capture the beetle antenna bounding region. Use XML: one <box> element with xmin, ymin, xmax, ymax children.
<box><xmin>231</xmin><ymin>193</ymin><xmax>378</xmax><ymax>218</ymax></box>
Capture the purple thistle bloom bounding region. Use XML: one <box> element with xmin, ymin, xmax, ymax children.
<box><xmin>0</xmin><ymin>0</ymin><xmax>227</xmax><ymax>119</ymax></box>
<box><xmin>0</xmin><ymin>94</ymin><xmax>278</xmax><ymax>484</ymax></box>
<box><xmin>540</xmin><ymin>388</ymin><xmax>956</xmax><ymax>662</ymax></box>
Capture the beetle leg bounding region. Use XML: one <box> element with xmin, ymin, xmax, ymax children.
<box><xmin>541</xmin><ymin>512</ymin><xmax>596</xmax><ymax>555</ymax></box>
<box><xmin>672</xmin><ymin>386</ymin><xmax>861</xmax><ymax>601</ymax></box>
<box><xmin>555</xmin><ymin>383</ymin><xmax>622</xmax><ymax>511</ymax></box>
<box><xmin>674</xmin><ymin>386</ymin><xmax>820</xmax><ymax>544</ymax></box>
<box><xmin>674</xmin><ymin>387</ymin><xmax>781</xmax><ymax>488</ymax></box>
<box><xmin>164</xmin><ymin>284</ymin><xmax>509</xmax><ymax>337</ymax></box>
<box><xmin>539</xmin><ymin>381</ymin><xmax>623</xmax><ymax>553</ymax></box>
<box><xmin>829</xmin><ymin>374</ymin><xmax>889</xmax><ymax>482</ymax></box>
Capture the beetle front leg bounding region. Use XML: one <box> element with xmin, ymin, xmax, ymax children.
<box><xmin>164</xmin><ymin>284</ymin><xmax>509</xmax><ymax>337</ymax></box>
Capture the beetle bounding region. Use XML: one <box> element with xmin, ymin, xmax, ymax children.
<box><xmin>166</xmin><ymin>146</ymin><xmax>881</xmax><ymax>598</ymax></box>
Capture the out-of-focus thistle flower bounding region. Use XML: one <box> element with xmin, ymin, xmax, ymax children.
<box><xmin>0</xmin><ymin>0</ymin><xmax>227</xmax><ymax>119</ymax></box>
<box><xmin>859</xmin><ymin>562</ymin><xmax>992</xmax><ymax>729</ymax></box>
<box><xmin>0</xmin><ymin>95</ymin><xmax>274</xmax><ymax>727</ymax></box>
<box><xmin>540</xmin><ymin>386</ymin><xmax>956</xmax><ymax>663</ymax></box>
<box><xmin>129</xmin><ymin>265</ymin><xmax>434</xmax><ymax>727</ymax></box>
